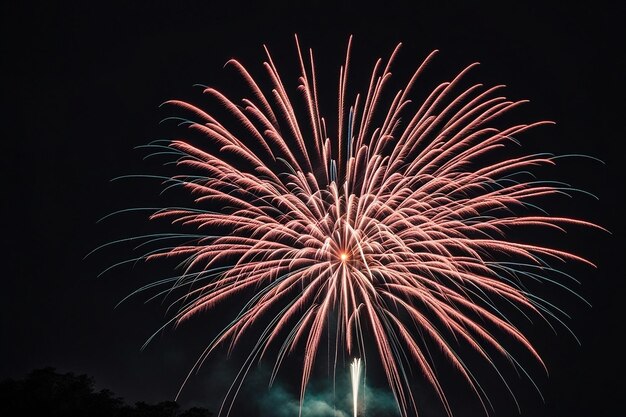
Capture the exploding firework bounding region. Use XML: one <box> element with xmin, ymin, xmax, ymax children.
<box><xmin>98</xmin><ymin>35</ymin><xmax>603</xmax><ymax>417</ymax></box>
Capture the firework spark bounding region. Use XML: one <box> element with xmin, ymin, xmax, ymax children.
<box><xmin>99</xmin><ymin>35</ymin><xmax>603</xmax><ymax>417</ymax></box>
<box><xmin>351</xmin><ymin>358</ymin><xmax>362</xmax><ymax>417</ymax></box>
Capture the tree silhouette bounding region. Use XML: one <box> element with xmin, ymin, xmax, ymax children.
<box><xmin>0</xmin><ymin>368</ymin><xmax>213</xmax><ymax>417</ymax></box>
<box><xmin>179</xmin><ymin>407</ymin><xmax>214</xmax><ymax>417</ymax></box>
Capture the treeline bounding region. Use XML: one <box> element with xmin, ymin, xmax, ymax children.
<box><xmin>0</xmin><ymin>367</ymin><xmax>212</xmax><ymax>417</ymax></box>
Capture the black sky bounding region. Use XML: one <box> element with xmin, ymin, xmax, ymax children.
<box><xmin>2</xmin><ymin>1</ymin><xmax>624</xmax><ymax>416</ymax></box>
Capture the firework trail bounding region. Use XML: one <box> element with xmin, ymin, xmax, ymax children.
<box><xmin>96</xmin><ymin>35</ymin><xmax>604</xmax><ymax>417</ymax></box>
<box><xmin>351</xmin><ymin>358</ymin><xmax>362</xmax><ymax>417</ymax></box>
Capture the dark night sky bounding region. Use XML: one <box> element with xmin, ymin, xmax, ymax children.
<box><xmin>2</xmin><ymin>2</ymin><xmax>624</xmax><ymax>416</ymax></box>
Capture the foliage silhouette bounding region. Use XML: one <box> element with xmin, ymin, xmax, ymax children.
<box><xmin>0</xmin><ymin>368</ymin><xmax>213</xmax><ymax>417</ymax></box>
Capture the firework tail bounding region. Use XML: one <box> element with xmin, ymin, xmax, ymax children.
<box><xmin>351</xmin><ymin>358</ymin><xmax>362</xmax><ymax>417</ymax></box>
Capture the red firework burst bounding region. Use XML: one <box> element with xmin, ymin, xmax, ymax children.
<box><xmin>97</xmin><ymin>35</ymin><xmax>604</xmax><ymax>417</ymax></box>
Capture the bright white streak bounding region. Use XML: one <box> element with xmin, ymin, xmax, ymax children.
<box><xmin>350</xmin><ymin>358</ymin><xmax>362</xmax><ymax>417</ymax></box>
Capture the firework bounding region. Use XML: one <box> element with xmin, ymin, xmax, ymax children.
<box><xmin>351</xmin><ymin>358</ymin><xmax>362</xmax><ymax>417</ymax></box>
<box><xmin>100</xmin><ymin>35</ymin><xmax>603</xmax><ymax>417</ymax></box>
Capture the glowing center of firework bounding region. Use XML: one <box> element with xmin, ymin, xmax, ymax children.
<box><xmin>351</xmin><ymin>358</ymin><xmax>362</xmax><ymax>417</ymax></box>
<box><xmin>340</xmin><ymin>252</ymin><xmax>349</xmax><ymax>262</ymax></box>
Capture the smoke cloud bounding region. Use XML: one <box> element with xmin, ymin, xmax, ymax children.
<box><xmin>256</xmin><ymin>375</ymin><xmax>400</xmax><ymax>417</ymax></box>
